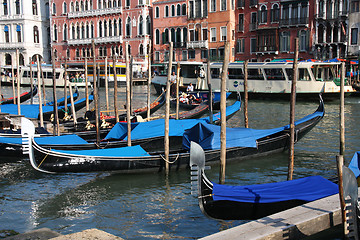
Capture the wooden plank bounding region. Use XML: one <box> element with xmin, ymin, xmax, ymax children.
<box><xmin>199</xmin><ymin>193</ymin><xmax>347</xmax><ymax>240</ymax></box>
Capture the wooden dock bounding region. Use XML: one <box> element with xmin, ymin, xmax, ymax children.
<box><xmin>200</xmin><ymin>192</ymin><xmax>347</xmax><ymax>240</ymax></box>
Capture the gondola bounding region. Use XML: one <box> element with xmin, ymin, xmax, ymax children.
<box><xmin>45</xmin><ymin>88</ymin><xmax>79</xmax><ymax>106</ymax></box>
<box><xmin>189</xmin><ymin>142</ymin><xmax>339</xmax><ymax>220</ymax></box>
<box><xmin>0</xmin><ymin>86</ymin><xmax>38</xmax><ymax>105</ymax></box>
<box><xmin>0</xmin><ymin>93</ymin><xmax>93</xmax><ymax>121</ymax></box>
<box><xmin>23</xmin><ymin>96</ymin><xmax>324</xmax><ymax>173</ymax></box>
<box><xmin>170</xmin><ymin>91</ymin><xmax>231</xmax><ymax>110</ymax></box>
<box><xmin>170</xmin><ymin>101</ymin><xmax>209</xmax><ymax>119</ymax></box>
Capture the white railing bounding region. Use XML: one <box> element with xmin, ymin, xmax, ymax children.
<box><xmin>187</xmin><ymin>40</ymin><xmax>208</xmax><ymax>49</ymax></box>
<box><xmin>0</xmin><ymin>42</ymin><xmax>27</xmax><ymax>49</ymax></box>
<box><xmin>67</xmin><ymin>36</ymin><xmax>123</xmax><ymax>45</ymax></box>
<box><xmin>68</xmin><ymin>7</ymin><xmax>122</xmax><ymax>18</ymax></box>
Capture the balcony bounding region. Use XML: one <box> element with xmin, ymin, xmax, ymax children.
<box><xmin>279</xmin><ymin>17</ymin><xmax>309</xmax><ymax>27</ymax></box>
<box><xmin>187</xmin><ymin>40</ymin><xmax>208</xmax><ymax>49</ymax></box>
<box><xmin>0</xmin><ymin>42</ymin><xmax>26</xmax><ymax>49</ymax></box>
<box><xmin>68</xmin><ymin>36</ymin><xmax>123</xmax><ymax>45</ymax></box>
<box><xmin>249</xmin><ymin>22</ymin><xmax>258</xmax><ymax>31</ymax></box>
<box><xmin>257</xmin><ymin>45</ymin><xmax>277</xmax><ymax>53</ymax></box>
<box><xmin>68</xmin><ymin>7</ymin><xmax>122</xmax><ymax>18</ymax></box>
<box><xmin>174</xmin><ymin>42</ymin><xmax>187</xmax><ymax>48</ymax></box>
<box><xmin>250</xmin><ymin>0</ymin><xmax>258</xmax><ymax>7</ymax></box>
<box><xmin>237</xmin><ymin>0</ymin><xmax>245</xmax><ymax>8</ymax></box>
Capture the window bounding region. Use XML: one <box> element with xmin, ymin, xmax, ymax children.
<box><xmin>280</xmin><ymin>31</ymin><xmax>290</xmax><ymax>52</ymax></box>
<box><xmin>210</xmin><ymin>27</ymin><xmax>216</xmax><ymax>42</ymax></box>
<box><xmin>351</xmin><ymin>0</ymin><xmax>359</xmax><ymax>12</ymax></box>
<box><xmin>118</xmin><ymin>19</ymin><xmax>122</xmax><ymax>36</ymax></box>
<box><xmin>155</xmin><ymin>6</ymin><xmax>159</xmax><ymax>18</ymax></box>
<box><xmin>202</xmin><ymin>28</ymin><xmax>208</xmax><ymax>40</ymax></box>
<box><xmin>171</xmin><ymin>4</ymin><xmax>175</xmax><ymax>16</ymax></box>
<box><xmin>351</xmin><ymin>28</ymin><xmax>358</xmax><ymax>45</ymax></box>
<box><xmin>250</xmin><ymin>38</ymin><xmax>256</xmax><ymax>53</ymax></box>
<box><xmin>126</xmin><ymin>0</ymin><xmax>130</xmax><ymax>7</ymax></box>
<box><xmin>182</xmin><ymin>50</ymin><xmax>187</xmax><ymax>60</ymax></box>
<box><xmin>53</xmin><ymin>24</ymin><xmax>58</xmax><ymax>41</ymax></box>
<box><xmin>155</xmin><ymin>29</ymin><xmax>160</xmax><ymax>44</ymax></box>
<box><xmin>146</xmin><ymin>16</ymin><xmax>151</xmax><ymax>35</ymax></box>
<box><xmin>236</xmin><ymin>38</ymin><xmax>245</xmax><ymax>53</ymax></box>
<box><xmin>139</xmin><ymin>44</ymin><xmax>144</xmax><ymax>55</ymax></box>
<box><xmin>155</xmin><ymin>51</ymin><xmax>160</xmax><ymax>61</ymax></box>
<box><xmin>221</xmin><ymin>0</ymin><xmax>226</xmax><ymax>11</ymax></box>
<box><xmin>52</xmin><ymin>2</ymin><xmax>56</xmax><ymax>14</ymax></box>
<box><xmin>182</xmin><ymin>3</ymin><xmax>186</xmax><ymax>15</ymax></box>
<box><xmin>33</xmin><ymin>26</ymin><xmax>39</xmax><ymax>43</ymax></box>
<box><xmin>4</xmin><ymin>25</ymin><xmax>9</xmax><ymax>43</ymax></box>
<box><xmin>163</xmin><ymin>28</ymin><xmax>169</xmax><ymax>43</ymax></box>
<box><xmin>271</xmin><ymin>4</ymin><xmax>279</xmax><ymax>22</ymax></box>
<box><xmin>220</xmin><ymin>26</ymin><xmax>227</xmax><ymax>41</ymax></box>
<box><xmin>63</xmin><ymin>2</ymin><xmax>67</xmax><ymax>13</ymax></box>
<box><xmin>176</xmin><ymin>4</ymin><xmax>181</xmax><ymax>15</ymax></box>
<box><xmin>126</xmin><ymin>17</ymin><xmax>131</xmax><ymax>36</ymax></box>
<box><xmin>32</xmin><ymin>0</ymin><xmax>38</xmax><ymax>15</ymax></box>
<box><xmin>15</xmin><ymin>0</ymin><xmax>20</xmax><ymax>14</ymax></box>
<box><xmin>201</xmin><ymin>50</ymin><xmax>208</xmax><ymax>59</ymax></box>
<box><xmin>238</xmin><ymin>14</ymin><xmax>244</xmax><ymax>31</ymax></box>
<box><xmin>138</xmin><ymin>15</ymin><xmax>143</xmax><ymax>35</ymax></box>
<box><xmin>165</xmin><ymin>5</ymin><xmax>169</xmax><ymax>17</ymax></box>
<box><xmin>188</xmin><ymin>50</ymin><xmax>195</xmax><ymax>59</ymax></box>
<box><xmin>299</xmin><ymin>30</ymin><xmax>308</xmax><ymax>51</ymax></box>
<box><xmin>3</xmin><ymin>0</ymin><xmax>8</xmax><ymax>15</ymax></box>
<box><xmin>259</xmin><ymin>5</ymin><xmax>267</xmax><ymax>24</ymax></box>
<box><xmin>16</xmin><ymin>25</ymin><xmax>21</xmax><ymax>42</ymax></box>
<box><xmin>63</xmin><ymin>24</ymin><xmax>68</xmax><ymax>40</ymax></box>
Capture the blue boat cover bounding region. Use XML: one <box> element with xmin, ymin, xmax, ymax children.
<box><xmin>104</xmin><ymin>100</ymin><xmax>241</xmax><ymax>141</ymax></box>
<box><xmin>45</xmin><ymin>91</ymin><xmax>79</xmax><ymax>106</ymax></box>
<box><xmin>0</xmin><ymin>96</ymin><xmax>92</xmax><ymax>119</ymax></box>
<box><xmin>0</xmin><ymin>135</ymin><xmax>88</xmax><ymax>145</ymax></box>
<box><xmin>52</xmin><ymin>145</ymin><xmax>151</xmax><ymax>157</ymax></box>
<box><xmin>212</xmin><ymin>176</ymin><xmax>338</xmax><ymax>203</ymax></box>
<box><xmin>348</xmin><ymin>151</ymin><xmax>360</xmax><ymax>178</ymax></box>
<box><xmin>182</xmin><ymin>106</ymin><xmax>324</xmax><ymax>150</ymax></box>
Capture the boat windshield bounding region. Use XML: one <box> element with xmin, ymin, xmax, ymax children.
<box><xmin>286</xmin><ymin>68</ymin><xmax>311</xmax><ymax>81</ymax></box>
<box><xmin>263</xmin><ymin>68</ymin><xmax>286</xmax><ymax>80</ymax></box>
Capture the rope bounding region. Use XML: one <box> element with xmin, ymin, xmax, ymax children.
<box><xmin>38</xmin><ymin>153</ymin><xmax>49</xmax><ymax>168</ymax></box>
<box><xmin>159</xmin><ymin>153</ymin><xmax>179</xmax><ymax>164</ymax></box>
<box><xmin>198</xmin><ymin>194</ymin><xmax>213</xmax><ymax>199</ymax></box>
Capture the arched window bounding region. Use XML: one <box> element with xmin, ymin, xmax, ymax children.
<box><xmin>81</xmin><ymin>0</ymin><xmax>84</xmax><ymax>11</ymax></box>
<box><xmin>4</xmin><ymin>25</ymin><xmax>9</xmax><ymax>43</ymax></box>
<box><xmin>76</xmin><ymin>48</ymin><xmax>80</xmax><ymax>58</ymax></box>
<box><xmin>164</xmin><ymin>28</ymin><xmax>169</xmax><ymax>43</ymax></box>
<box><xmin>271</xmin><ymin>4</ymin><xmax>279</xmax><ymax>22</ymax></box>
<box><xmin>32</xmin><ymin>0</ymin><xmax>38</xmax><ymax>15</ymax></box>
<box><xmin>63</xmin><ymin>2</ymin><xmax>67</xmax><ymax>13</ymax></box>
<box><xmin>98</xmin><ymin>46</ymin><xmax>102</xmax><ymax>56</ymax></box>
<box><xmin>259</xmin><ymin>5</ymin><xmax>267</xmax><ymax>24</ymax></box>
<box><xmin>182</xmin><ymin>3</ymin><xmax>186</xmax><ymax>15</ymax></box>
<box><xmin>91</xmin><ymin>22</ymin><xmax>94</xmax><ymax>38</ymax></box>
<box><xmin>155</xmin><ymin>6</ymin><xmax>159</xmax><ymax>18</ymax></box>
<box><xmin>113</xmin><ymin>0</ymin><xmax>116</xmax><ymax>7</ymax></box>
<box><xmin>126</xmin><ymin>17</ymin><xmax>131</xmax><ymax>36</ymax></box>
<box><xmin>108</xmin><ymin>0</ymin><xmax>111</xmax><ymax>8</ymax></box>
<box><xmin>63</xmin><ymin>24</ymin><xmax>68</xmax><ymax>40</ymax></box>
<box><xmin>139</xmin><ymin>44</ymin><xmax>144</xmax><ymax>55</ymax></box>
<box><xmin>70</xmin><ymin>2</ymin><xmax>74</xmax><ymax>12</ymax></box>
<box><xmin>53</xmin><ymin>24</ymin><xmax>58</xmax><ymax>41</ymax></box>
<box><xmin>16</xmin><ymin>25</ymin><xmax>22</xmax><ymax>42</ymax></box>
<box><xmin>33</xmin><ymin>26</ymin><xmax>39</xmax><ymax>43</ymax></box>
<box><xmin>138</xmin><ymin>15</ymin><xmax>143</xmax><ymax>35</ymax></box>
<box><xmin>98</xmin><ymin>20</ymin><xmax>103</xmax><ymax>37</ymax></box>
<box><xmin>118</xmin><ymin>18</ymin><xmax>122</xmax><ymax>36</ymax></box>
<box><xmin>81</xmin><ymin>24</ymin><xmax>85</xmax><ymax>38</ymax></box>
<box><xmin>19</xmin><ymin>53</ymin><xmax>24</xmax><ymax>65</ymax></box>
<box><xmin>3</xmin><ymin>0</ymin><xmax>8</xmax><ymax>15</ymax></box>
<box><xmin>155</xmin><ymin>29</ymin><xmax>160</xmax><ymax>44</ymax></box>
<box><xmin>71</xmin><ymin>24</ymin><xmax>75</xmax><ymax>39</ymax></box>
<box><xmin>176</xmin><ymin>4</ymin><xmax>181</xmax><ymax>16</ymax></box>
<box><xmin>75</xmin><ymin>1</ymin><xmax>80</xmax><ymax>11</ymax></box>
<box><xmin>113</xmin><ymin>19</ymin><xmax>117</xmax><ymax>36</ymax></box>
<box><xmin>171</xmin><ymin>5</ymin><xmax>175</xmax><ymax>16</ymax></box>
<box><xmin>52</xmin><ymin>2</ymin><xmax>57</xmax><ymax>14</ymax></box>
<box><xmin>86</xmin><ymin>23</ymin><xmax>89</xmax><ymax>38</ymax></box>
<box><xmin>98</xmin><ymin>0</ymin><xmax>101</xmax><ymax>8</ymax></box>
<box><xmin>146</xmin><ymin>16</ymin><xmax>151</xmax><ymax>35</ymax></box>
<box><xmin>103</xmin><ymin>46</ymin><xmax>107</xmax><ymax>56</ymax></box>
<box><xmin>165</xmin><ymin>6</ymin><xmax>169</xmax><ymax>17</ymax></box>
<box><xmin>76</xmin><ymin>24</ymin><xmax>80</xmax><ymax>39</ymax></box>
<box><xmin>104</xmin><ymin>20</ymin><xmax>108</xmax><ymax>37</ymax></box>
<box><xmin>15</xmin><ymin>0</ymin><xmax>20</xmax><ymax>14</ymax></box>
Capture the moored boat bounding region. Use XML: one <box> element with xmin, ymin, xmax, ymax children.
<box><xmin>0</xmin><ymin>86</ymin><xmax>38</xmax><ymax>105</ymax></box>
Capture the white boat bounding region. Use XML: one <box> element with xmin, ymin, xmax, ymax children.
<box><xmin>152</xmin><ymin>61</ymin><xmax>355</xmax><ymax>100</ymax></box>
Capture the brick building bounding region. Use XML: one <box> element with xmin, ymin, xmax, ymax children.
<box><xmin>50</xmin><ymin>0</ymin><xmax>152</xmax><ymax>70</ymax></box>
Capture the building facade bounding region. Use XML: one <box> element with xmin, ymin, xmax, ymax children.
<box><xmin>0</xmin><ymin>0</ymin><xmax>51</xmax><ymax>66</ymax></box>
<box><xmin>51</xmin><ymin>0</ymin><xmax>152</xmax><ymax>70</ymax></box>
<box><xmin>347</xmin><ymin>0</ymin><xmax>359</xmax><ymax>59</ymax></box>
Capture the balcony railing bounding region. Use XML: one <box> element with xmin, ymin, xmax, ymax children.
<box><xmin>279</xmin><ymin>17</ymin><xmax>309</xmax><ymax>27</ymax></box>
<box><xmin>68</xmin><ymin>36</ymin><xmax>123</xmax><ymax>45</ymax></box>
<box><xmin>237</xmin><ymin>0</ymin><xmax>245</xmax><ymax>8</ymax></box>
<box><xmin>257</xmin><ymin>45</ymin><xmax>277</xmax><ymax>52</ymax></box>
<box><xmin>187</xmin><ymin>40</ymin><xmax>208</xmax><ymax>49</ymax></box>
<box><xmin>0</xmin><ymin>42</ymin><xmax>26</xmax><ymax>49</ymax></box>
<box><xmin>249</xmin><ymin>22</ymin><xmax>258</xmax><ymax>31</ymax></box>
<box><xmin>250</xmin><ymin>0</ymin><xmax>258</xmax><ymax>7</ymax></box>
<box><xmin>173</xmin><ymin>42</ymin><xmax>187</xmax><ymax>48</ymax></box>
<box><xmin>68</xmin><ymin>7</ymin><xmax>122</xmax><ymax>18</ymax></box>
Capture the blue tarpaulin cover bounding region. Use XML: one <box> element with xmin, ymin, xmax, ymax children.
<box><xmin>0</xmin><ymin>95</ymin><xmax>92</xmax><ymax>119</ymax></box>
<box><xmin>52</xmin><ymin>145</ymin><xmax>151</xmax><ymax>157</ymax></box>
<box><xmin>0</xmin><ymin>135</ymin><xmax>88</xmax><ymax>145</ymax></box>
<box><xmin>348</xmin><ymin>151</ymin><xmax>360</xmax><ymax>178</ymax></box>
<box><xmin>104</xmin><ymin>100</ymin><xmax>241</xmax><ymax>141</ymax></box>
<box><xmin>212</xmin><ymin>176</ymin><xmax>338</xmax><ymax>203</ymax></box>
<box><xmin>182</xmin><ymin>105</ymin><xmax>324</xmax><ymax>150</ymax></box>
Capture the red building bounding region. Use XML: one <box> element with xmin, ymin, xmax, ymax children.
<box><xmin>50</xmin><ymin>0</ymin><xmax>152</xmax><ymax>70</ymax></box>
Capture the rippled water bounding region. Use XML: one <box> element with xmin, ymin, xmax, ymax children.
<box><xmin>0</xmin><ymin>85</ymin><xmax>359</xmax><ymax>239</ymax></box>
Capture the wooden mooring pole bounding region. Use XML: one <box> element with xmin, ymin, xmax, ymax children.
<box><xmin>68</xmin><ymin>75</ymin><xmax>77</xmax><ymax>125</ymax></box>
<box><xmin>16</xmin><ymin>49</ymin><xmax>20</xmax><ymax>115</ymax></box>
<box><xmin>125</xmin><ymin>42</ymin><xmax>131</xmax><ymax>146</ymax></box>
<box><xmin>36</xmin><ymin>55</ymin><xmax>44</xmax><ymax>128</ymax></box>
<box><xmin>113</xmin><ymin>54</ymin><xmax>119</xmax><ymax>122</ymax></box>
<box><xmin>85</xmin><ymin>57</ymin><xmax>89</xmax><ymax>111</ymax></box>
<box><xmin>52</xmin><ymin>49</ymin><xmax>60</xmax><ymax>136</ymax></box>
<box><xmin>207</xmin><ymin>55</ymin><xmax>213</xmax><ymax>123</ymax></box>
<box><xmin>147</xmin><ymin>40</ymin><xmax>152</xmax><ymax>120</ymax></box>
<box><xmin>63</xmin><ymin>60</ymin><xmax>68</xmax><ymax>114</ymax></box>
<box><xmin>105</xmin><ymin>57</ymin><xmax>110</xmax><ymax>114</ymax></box>
<box><xmin>165</xmin><ymin>42</ymin><xmax>173</xmax><ymax>175</ymax></box>
<box><xmin>11</xmin><ymin>61</ymin><xmax>15</xmax><ymax>104</ymax></box>
<box><xmin>39</xmin><ymin>60</ymin><xmax>46</xmax><ymax>105</ymax></box>
<box><xmin>287</xmin><ymin>37</ymin><xmax>299</xmax><ymax>181</ymax></box>
<box><xmin>219</xmin><ymin>42</ymin><xmax>230</xmax><ymax>184</ymax></box>
<box><xmin>92</xmin><ymin>40</ymin><xmax>100</xmax><ymax>145</ymax></box>
<box><xmin>29</xmin><ymin>58</ymin><xmax>34</xmax><ymax>104</ymax></box>
<box><xmin>176</xmin><ymin>62</ymin><xmax>180</xmax><ymax>120</ymax></box>
<box><xmin>243</xmin><ymin>60</ymin><xmax>249</xmax><ymax>128</ymax></box>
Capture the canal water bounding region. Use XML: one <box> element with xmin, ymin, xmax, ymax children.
<box><xmin>0</xmin><ymin>85</ymin><xmax>359</xmax><ymax>239</ymax></box>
